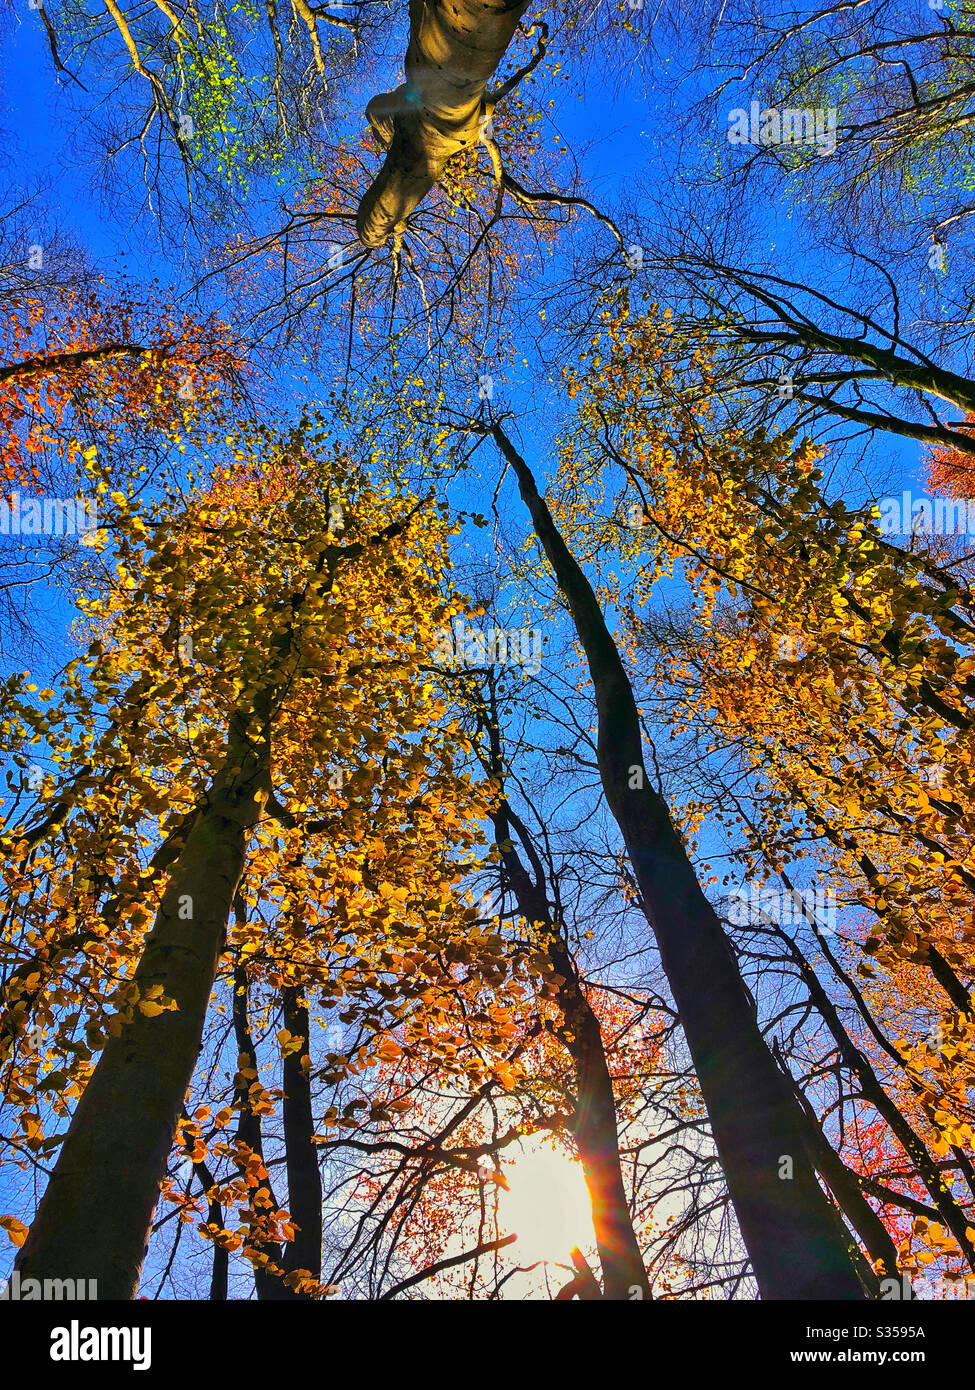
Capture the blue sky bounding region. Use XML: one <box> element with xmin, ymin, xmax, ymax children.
<box><xmin>0</xmin><ymin>3</ymin><xmax>963</xmax><ymax>1296</ymax></box>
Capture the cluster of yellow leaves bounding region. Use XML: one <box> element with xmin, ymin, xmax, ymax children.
<box><xmin>0</xmin><ymin>412</ymin><xmax>539</xmax><ymax>1278</ymax></box>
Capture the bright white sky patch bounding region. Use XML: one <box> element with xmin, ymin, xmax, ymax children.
<box><xmin>498</xmin><ymin>1136</ymin><xmax>597</xmax><ymax>1276</ymax></box>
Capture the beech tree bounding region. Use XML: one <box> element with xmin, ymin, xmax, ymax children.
<box><xmin>5</xmin><ymin>420</ymin><xmax>526</xmax><ymax>1295</ymax></box>
<box><xmin>6</xmin><ymin>0</ymin><xmax>975</xmax><ymax>1316</ymax></box>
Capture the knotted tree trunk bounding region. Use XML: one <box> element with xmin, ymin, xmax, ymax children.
<box><xmin>356</xmin><ymin>0</ymin><xmax>530</xmax><ymax>248</ymax></box>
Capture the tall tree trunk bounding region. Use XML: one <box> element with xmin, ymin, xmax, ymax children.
<box><xmin>766</xmin><ymin>915</ymin><xmax>975</xmax><ymax>1268</ymax></box>
<box><xmin>492</xmin><ymin>421</ymin><xmax>866</xmax><ymax>1300</ymax></box>
<box><xmin>563</xmin><ymin>983</ymin><xmax>650</xmax><ymax>1299</ymax></box>
<box><xmin>188</xmin><ymin>1140</ymin><xmax>229</xmax><ymax>1300</ymax></box>
<box><xmin>481</xmin><ymin>745</ymin><xmax>650</xmax><ymax>1299</ymax></box>
<box><xmin>14</xmin><ymin>519</ymin><xmax>405</xmax><ymax>1298</ymax></box>
<box><xmin>15</xmin><ymin>717</ymin><xmax>271</xmax><ymax>1299</ymax></box>
<box><xmin>928</xmin><ymin>945</ymin><xmax>973</xmax><ymax>1016</ymax></box>
<box><xmin>231</xmin><ymin>960</ymin><xmax>296</xmax><ymax>1300</ymax></box>
<box><xmin>281</xmin><ymin>986</ymin><xmax>324</xmax><ymax>1291</ymax></box>
<box><xmin>356</xmin><ymin>0</ymin><xmax>529</xmax><ymax>247</ymax></box>
<box><xmin>772</xmin><ymin>1049</ymin><xmax>900</xmax><ymax>1287</ymax></box>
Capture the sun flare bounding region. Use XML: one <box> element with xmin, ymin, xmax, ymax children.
<box><xmin>498</xmin><ymin>1139</ymin><xmax>597</xmax><ymax>1272</ymax></box>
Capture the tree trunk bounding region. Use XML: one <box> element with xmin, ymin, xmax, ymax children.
<box><xmin>281</xmin><ymin>986</ymin><xmax>324</xmax><ymax>1290</ymax></box>
<box><xmin>928</xmin><ymin>945</ymin><xmax>973</xmax><ymax>1016</ymax></box>
<box><xmin>15</xmin><ymin>718</ymin><xmax>271</xmax><ymax>1299</ymax></box>
<box><xmin>355</xmin><ymin>0</ymin><xmax>529</xmax><ymax>248</ymax></box>
<box><xmin>565</xmin><ymin>985</ymin><xmax>651</xmax><ymax>1299</ymax></box>
<box><xmin>231</xmin><ymin>961</ymin><xmax>295</xmax><ymax>1300</ymax></box>
<box><xmin>189</xmin><ymin>1143</ymin><xmax>229</xmax><ymax>1300</ymax></box>
<box><xmin>775</xmin><ymin>1051</ymin><xmax>900</xmax><ymax>1287</ymax></box>
<box><xmin>486</xmin><ymin>775</ymin><xmax>651</xmax><ymax>1299</ymax></box>
<box><xmin>768</xmin><ymin>915</ymin><xmax>975</xmax><ymax>1268</ymax></box>
<box><xmin>493</xmin><ymin>421</ymin><xmax>865</xmax><ymax>1300</ymax></box>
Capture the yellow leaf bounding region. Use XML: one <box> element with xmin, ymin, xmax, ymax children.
<box><xmin>0</xmin><ymin>1216</ymin><xmax>29</xmax><ymax>1246</ymax></box>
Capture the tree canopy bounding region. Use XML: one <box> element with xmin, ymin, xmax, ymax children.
<box><xmin>2</xmin><ymin>0</ymin><xmax>975</xmax><ymax>1347</ymax></box>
